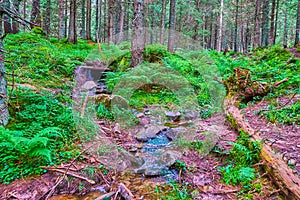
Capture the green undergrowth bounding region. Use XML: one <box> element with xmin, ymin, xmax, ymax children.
<box><xmin>261</xmin><ymin>101</ymin><xmax>300</xmax><ymax>125</ymax></box>
<box><xmin>4</xmin><ymin>31</ymin><xmax>95</xmax><ymax>88</ymax></box>
<box><xmin>0</xmin><ymin>87</ymin><xmax>80</xmax><ymax>184</ymax></box>
<box><xmin>219</xmin><ymin>130</ymin><xmax>262</xmax><ymax>190</ymax></box>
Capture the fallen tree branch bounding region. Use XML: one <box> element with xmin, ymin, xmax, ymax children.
<box><xmin>224</xmin><ymin>96</ymin><xmax>300</xmax><ymax>200</ymax></box>
<box><xmin>41</xmin><ymin>166</ymin><xmax>95</xmax><ymax>184</ymax></box>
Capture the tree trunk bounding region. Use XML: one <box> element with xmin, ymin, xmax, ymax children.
<box><xmin>262</xmin><ymin>0</ymin><xmax>270</xmax><ymax>47</ymax></box>
<box><xmin>217</xmin><ymin>0</ymin><xmax>224</xmax><ymax>51</ymax></box>
<box><xmin>68</xmin><ymin>0</ymin><xmax>77</xmax><ymax>44</ymax></box>
<box><xmin>273</xmin><ymin>0</ymin><xmax>279</xmax><ymax>45</ymax></box>
<box><xmin>4</xmin><ymin>0</ymin><xmax>12</xmax><ymax>33</ymax></box>
<box><xmin>234</xmin><ymin>0</ymin><xmax>239</xmax><ymax>51</ymax></box>
<box><xmin>23</xmin><ymin>0</ymin><xmax>26</xmax><ymax>31</ymax></box>
<box><xmin>144</xmin><ymin>0</ymin><xmax>149</xmax><ymax>45</ymax></box>
<box><xmin>295</xmin><ymin>0</ymin><xmax>300</xmax><ymax>46</ymax></box>
<box><xmin>64</xmin><ymin>0</ymin><xmax>68</xmax><ymax>37</ymax></box>
<box><xmin>269</xmin><ymin>0</ymin><xmax>275</xmax><ymax>45</ymax></box>
<box><xmin>58</xmin><ymin>0</ymin><xmax>66</xmax><ymax>38</ymax></box>
<box><xmin>43</xmin><ymin>0</ymin><xmax>51</xmax><ymax>37</ymax></box>
<box><xmin>168</xmin><ymin>0</ymin><xmax>176</xmax><ymax>53</ymax></box>
<box><xmin>131</xmin><ymin>0</ymin><xmax>144</xmax><ymax>67</ymax></box>
<box><xmin>12</xmin><ymin>0</ymin><xmax>20</xmax><ymax>33</ymax></box>
<box><xmin>30</xmin><ymin>0</ymin><xmax>41</xmax><ymax>28</ymax></box>
<box><xmin>95</xmin><ymin>0</ymin><xmax>99</xmax><ymax>39</ymax></box>
<box><xmin>117</xmin><ymin>0</ymin><xmax>125</xmax><ymax>44</ymax></box>
<box><xmin>253</xmin><ymin>0</ymin><xmax>261</xmax><ymax>48</ymax></box>
<box><xmin>86</xmin><ymin>0</ymin><xmax>92</xmax><ymax>40</ymax></box>
<box><xmin>0</xmin><ymin>12</ymin><xmax>9</xmax><ymax>127</ymax></box>
<box><xmin>108</xmin><ymin>0</ymin><xmax>115</xmax><ymax>44</ymax></box>
<box><xmin>81</xmin><ymin>0</ymin><xmax>86</xmax><ymax>39</ymax></box>
<box><xmin>283</xmin><ymin>9</ymin><xmax>287</xmax><ymax>48</ymax></box>
<box><xmin>160</xmin><ymin>0</ymin><xmax>166</xmax><ymax>45</ymax></box>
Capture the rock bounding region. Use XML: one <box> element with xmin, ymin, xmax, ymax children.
<box><xmin>165</xmin><ymin>127</ymin><xmax>187</xmax><ymax>140</ymax></box>
<box><xmin>165</xmin><ymin>111</ymin><xmax>181</xmax><ymax>121</ymax></box>
<box><xmin>135</xmin><ymin>125</ymin><xmax>168</xmax><ymax>142</ymax></box>
<box><xmin>140</xmin><ymin>117</ymin><xmax>151</xmax><ymax>126</ymax></box>
<box><xmin>158</xmin><ymin>150</ymin><xmax>180</xmax><ymax>167</ymax></box>
<box><xmin>136</xmin><ymin>113</ymin><xmax>145</xmax><ymax>118</ymax></box>
<box><xmin>117</xmin><ymin>149</ymin><xmax>144</xmax><ymax>171</ymax></box>
<box><xmin>81</xmin><ymin>81</ymin><xmax>97</xmax><ymax>90</ymax></box>
<box><xmin>183</xmin><ymin>110</ymin><xmax>199</xmax><ymax>120</ymax></box>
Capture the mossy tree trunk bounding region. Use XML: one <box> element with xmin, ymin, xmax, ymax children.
<box><xmin>0</xmin><ymin>12</ymin><xmax>9</xmax><ymax>126</ymax></box>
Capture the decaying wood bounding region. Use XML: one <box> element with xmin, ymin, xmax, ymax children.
<box><xmin>95</xmin><ymin>191</ymin><xmax>115</xmax><ymax>200</ymax></box>
<box><xmin>41</xmin><ymin>166</ymin><xmax>95</xmax><ymax>184</ymax></box>
<box><xmin>118</xmin><ymin>183</ymin><xmax>134</xmax><ymax>200</ymax></box>
<box><xmin>224</xmin><ymin>96</ymin><xmax>300</xmax><ymax>200</ymax></box>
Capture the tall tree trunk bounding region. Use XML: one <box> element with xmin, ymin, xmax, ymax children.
<box><xmin>295</xmin><ymin>0</ymin><xmax>300</xmax><ymax>46</ymax></box>
<box><xmin>23</xmin><ymin>0</ymin><xmax>26</xmax><ymax>31</ymax></box>
<box><xmin>269</xmin><ymin>0</ymin><xmax>275</xmax><ymax>45</ymax></box>
<box><xmin>131</xmin><ymin>0</ymin><xmax>144</xmax><ymax>67</ymax></box>
<box><xmin>217</xmin><ymin>0</ymin><xmax>224</xmax><ymax>51</ymax></box>
<box><xmin>86</xmin><ymin>0</ymin><xmax>92</xmax><ymax>40</ymax></box>
<box><xmin>30</xmin><ymin>0</ymin><xmax>41</xmax><ymax>28</ymax></box>
<box><xmin>117</xmin><ymin>0</ymin><xmax>125</xmax><ymax>44</ymax></box>
<box><xmin>103</xmin><ymin>0</ymin><xmax>107</xmax><ymax>42</ymax></box>
<box><xmin>43</xmin><ymin>0</ymin><xmax>51</xmax><ymax>36</ymax></box>
<box><xmin>68</xmin><ymin>0</ymin><xmax>77</xmax><ymax>43</ymax></box>
<box><xmin>234</xmin><ymin>0</ymin><xmax>239</xmax><ymax>51</ymax></box>
<box><xmin>108</xmin><ymin>0</ymin><xmax>115</xmax><ymax>44</ymax></box>
<box><xmin>283</xmin><ymin>9</ymin><xmax>287</xmax><ymax>48</ymax></box>
<box><xmin>95</xmin><ymin>0</ymin><xmax>99</xmax><ymax>39</ymax></box>
<box><xmin>81</xmin><ymin>0</ymin><xmax>86</xmax><ymax>39</ymax></box>
<box><xmin>144</xmin><ymin>0</ymin><xmax>149</xmax><ymax>45</ymax></box>
<box><xmin>253</xmin><ymin>0</ymin><xmax>261</xmax><ymax>48</ymax></box>
<box><xmin>64</xmin><ymin>0</ymin><xmax>68</xmax><ymax>37</ymax></box>
<box><xmin>58</xmin><ymin>0</ymin><xmax>66</xmax><ymax>38</ymax></box>
<box><xmin>160</xmin><ymin>0</ymin><xmax>166</xmax><ymax>45</ymax></box>
<box><xmin>273</xmin><ymin>0</ymin><xmax>279</xmax><ymax>45</ymax></box>
<box><xmin>0</xmin><ymin>12</ymin><xmax>9</xmax><ymax>127</ymax></box>
<box><xmin>262</xmin><ymin>0</ymin><xmax>270</xmax><ymax>47</ymax></box>
<box><xmin>168</xmin><ymin>0</ymin><xmax>176</xmax><ymax>52</ymax></box>
<box><xmin>4</xmin><ymin>0</ymin><xmax>12</xmax><ymax>33</ymax></box>
<box><xmin>12</xmin><ymin>0</ymin><xmax>20</xmax><ymax>33</ymax></box>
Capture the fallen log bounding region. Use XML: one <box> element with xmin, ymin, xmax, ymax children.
<box><xmin>224</xmin><ymin>96</ymin><xmax>300</xmax><ymax>200</ymax></box>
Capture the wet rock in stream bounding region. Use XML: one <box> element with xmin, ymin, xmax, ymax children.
<box><xmin>135</xmin><ymin>125</ymin><xmax>168</xmax><ymax>142</ymax></box>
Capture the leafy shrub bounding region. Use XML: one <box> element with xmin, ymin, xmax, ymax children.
<box><xmin>97</xmin><ymin>103</ymin><xmax>114</xmax><ymax>120</ymax></box>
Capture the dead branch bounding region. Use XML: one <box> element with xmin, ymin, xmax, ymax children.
<box><xmin>95</xmin><ymin>192</ymin><xmax>116</xmax><ymax>200</ymax></box>
<box><xmin>40</xmin><ymin>166</ymin><xmax>95</xmax><ymax>184</ymax></box>
<box><xmin>118</xmin><ymin>183</ymin><xmax>134</xmax><ymax>200</ymax></box>
<box><xmin>273</xmin><ymin>78</ymin><xmax>289</xmax><ymax>87</ymax></box>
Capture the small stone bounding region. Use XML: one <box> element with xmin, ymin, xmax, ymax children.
<box><xmin>136</xmin><ymin>113</ymin><xmax>145</xmax><ymax>118</ymax></box>
<box><xmin>165</xmin><ymin>111</ymin><xmax>181</xmax><ymax>121</ymax></box>
<box><xmin>184</xmin><ymin>110</ymin><xmax>199</xmax><ymax>120</ymax></box>
<box><xmin>135</xmin><ymin>125</ymin><xmax>168</xmax><ymax>142</ymax></box>
<box><xmin>165</xmin><ymin>127</ymin><xmax>187</xmax><ymax>141</ymax></box>
<box><xmin>297</xmin><ymin>144</ymin><xmax>300</xmax><ymax>148</ymax></box>
<box><xmin>81</xmin><ymin>81</ymin><xmax>97</xmax><ymax>90</ymax></box>
<box><xmin>288</xmin><ymin>159</ymin><xmax>297</xmax><ymax>165</ymax></box>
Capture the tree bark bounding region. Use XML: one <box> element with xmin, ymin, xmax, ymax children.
<box><xmin>4</xmin><ymin>0</ymin><xmax>12</xmax><ymax>33</ymax></box>
<box><xmin>269</xmin><ymin>0</ymin><xmax>275</xmax><ymax>45</ymax></box>
<box><xmin>283</xmin><ymin>9</ymin><xmax>287</xmax><ymax>48</ymax></box>
<box><xmin>30</xmin><ymin>0</ymin><xmax>41</xmax><ymax>28</ymax></box>
<box><xmin>81</xmin><ymin>0</ymin><xmax>86</xmax><ymax>39</ymax></box>
<box><xmin>86</xmin><ymin>0</ymin><xmax>92</xmax><ymax>40</ymax></box>
<box><xmin>117</xmin><ymin>0</ymin><xmax>125</xmax><ymax>44</ymax></box>
<box><xmin>108</xmin><ymin>0</ymin><xmax>115</xmax><ymax>44</ymax></box>
<box><xmin>217</xmin><ymin>0</ymin><xmax>224</xmax><ymax>51</ymax></box>
<box><xmin>12</xmin><ymin>0</ymin><xmax>20</xmax><ymax>33</ymax></box>
<box><xmin>160</xmin><ymin>0</ymin><xmax>166</xmax><ymax>45</ymax></box>
<box><xmin>168</xmin><ymin>0</ymin><xmax>176</xmax><ymax>53</ymax></box>
<box><xmin>253</xmin><ymin>0</ymin><xmax>261</xmax><ymax>48</ymax></box>
<box><xmin>0</xmin><ymin>12</ymin><xmax>9</xmax><ymax>127</ymax></box>
<box><xmin>273</xmin><ymin>0</ymin><xmax>279</xmax><ymax>45</ymax></box>
<box><xmin>131</xmin><ymin>0</ymin><xmax>144</xmax><ymax>67</ymax></box>
<box><xmin>58</xmin><ymin>0</ymin><xmax>66</xmax><ymax>38</ymax></box>
<box><xmin>234</xmin><ymin>0</ymin><xmax>239</xmax><ymax>51</ymax></box>
<box><xmin>144</xmin><ymin>0</ymin><xmax>149</xmax><ymax>45</ymax></box>
<box><xmin>295</xmin><ymin>0</ymin><xmax>300</xmax><ymax>46</ymax></box>
<box><xmin>262</xmin><ymin>0</ymin><xmax>270</xmax><ymax>47</ymax></box>
<box><xmin>43</xmin><ymin>0</ymin><xmax>51</xmax><ymax>36</ymax></box>
<box><xmin>68</xmin><ymin>0</ymin><xmax>77</xmax><ymax>44</ymax></box>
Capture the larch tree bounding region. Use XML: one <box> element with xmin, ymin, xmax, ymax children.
<box><xmin>108</xmin><ymin>0</ymin><xmax>115</xmax><ymax>44</ymax></box>
<box><xmin>269</xmin><ymin>0</ymin><xmax>276</xmax><ymax>45</ymax></box>
<box><xmin>295</xmin><ymin>0</ymin><xmax>300</xmax><ymax>46</ymax></box>
<box><xmin>217</xmin><ymin>0</ymin><xmax>224</xmax><ymax>51</ymax></box>
<box><xmin>43</xmin><ymin>0</ymin><xmax>51</xmax><ymax>36</ymax></box>
<box><xmin>168</xmin><ymin>0</ymin><xmax>176</xmax><ymax>53</ymax></box>
<box><xmin>68</xmin><ymin>0</ymin><xmax>77</xmax><ymax>43</ymax></box>
<box><xmin>117</xmin><ymin>0</ymin><xmax>125</xmax><ymax>44</ymax></box>
<box><xmin>262</xmin><ymin>0</ymin><xmax>270</xmax><ymax>47</ymax></box>
<box><xmin>253</xmin><ymin>0</ymin><xmax>261</xmax><ymax>48</ymax></box>
<box><xmin>131</xmin><ymin>0</ymin><xmax>144</xmax><ymax>67</ymax></box>
<box><xmin>81</xmin><ymin>0</ymin><xmax>86</xmax><ymax>39</ymax></box>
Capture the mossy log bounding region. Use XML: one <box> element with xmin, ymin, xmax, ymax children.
<box><xmin>224</xmin><ymin>96</ymin><xmax>300</xmax><ymax>200</ymax></box>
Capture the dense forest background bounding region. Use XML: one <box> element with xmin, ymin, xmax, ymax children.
<box><xmin>1</xmin><ymin>0</ymin><xmax>300</xmax><ymax>50</ymax></box>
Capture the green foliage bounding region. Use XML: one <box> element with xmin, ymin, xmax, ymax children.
<box><xmin>262</xmin><ymin>101</ymin><xmax>300</xmax><ymax>125</ymax></box>
<box><xmin>144</xmin><ymin>44</ymin><xmax>171</xmax><ymax>62</ymax></box>
<box><xmin>4</xmin><ymin>32</ymin><xmax>93</xmax><ymax>88</ymax></box>
<box><xmin>220</xmin><ymin>130</ymin><xmax>261</xmax><ymax>186</ymax></box>
<box><xmin>155</xmin><ymin>181</ymin><xmax>192</xmax><ymax>200</ymax></box>
<box><xmin>96</xmin><ymin>103</ymin><xmax>114</xmax><ymax>120</ymax></box>
<box><xmin>1</xmin><ymin>88</ymin><xmax>78</xmax><ymax>184</ymax></box>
